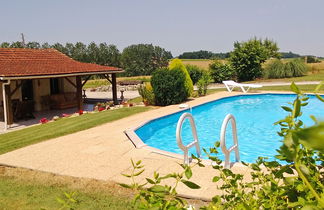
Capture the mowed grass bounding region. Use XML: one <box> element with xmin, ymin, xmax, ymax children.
<box><xmin>258</xmin><ymin>84</ymin><xmax>324</xmax><ymax>92</ymax></box>
<box><xmin>84</xmin><ymin>76</ymin><xmax>151</xmax><ymax>89</ymax></box>
<box><xmin>0</xmin><ymin>170</ymin><xmax>133</xmax><ymax>209</ymax></box>
<box><xmin>0</xmin><ymin>106</ymin><xmax>151</xmax><ymax>155</ymax></box>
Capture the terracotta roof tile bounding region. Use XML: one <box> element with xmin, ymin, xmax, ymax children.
<box><xmin>0</xmin><ymin>48</ymin><xmax>123</xmax><ymax>77</ymax></box>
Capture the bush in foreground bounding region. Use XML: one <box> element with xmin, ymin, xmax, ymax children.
<box><xmin>151</xmin><ymin>68</ymin><xmax>188</xmax><ymax>106</ymax></box>
<box><xmin>169</xmin><ymin>59</ymin><xmax>194</xmax><ymax>97</ymax></box>
<box><xmin>138</xmin><ymin>82</ymin><xmax>155</xmax><ymax>105</ymax></box>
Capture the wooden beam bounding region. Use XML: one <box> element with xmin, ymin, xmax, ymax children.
<box><xmin>64</xmin><ymin>77</ymin><xmax>77</xmax><ymax>88</ymax></box>
<box><xmin>82</xmin><ymin>75</ymin><xmax>91</xmax><ymax>87</ymax></box>
<box><xmin>112</xmin><ymin>73</ymin><xmax>118</xmax><ymax>105</ymax></box>
<box><xmin>102</xmin><ymin>74</ymin><xmax>112</xmax><ymax>84</ymax></box>
<box><xmin>76</xmin><ymin>76</ymin><xmax>83</xmax><ymax>111</ymax></box>
<box><xmin>4</xmin><ymin>85</ymin><xmax>13</xmax><ymax>125</ymax></box>
<box><xmin>10</xmin><ymin>80</ymin><xmax>23</xmax><ymax>97</ymax></box>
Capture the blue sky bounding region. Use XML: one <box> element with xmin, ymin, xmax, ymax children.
<box><xmin>1</xmin><ymin>0</ymin><xmax>324</xmax><ymax>56</ymax></box>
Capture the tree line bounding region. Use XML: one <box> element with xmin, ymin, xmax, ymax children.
<box><xmin>178</xmin><ymin>50</ymin><xmax>322</xmax><ymax>60</ymax></box>
<box><xmin>0</xmin><ymin>41</ymin><xmax>173</xmax><ymax>76</ymax></box>
<box><xmin>178</xmin><ymin>50</ymin><xmax>230</xmax><ymax>59</ymax></box>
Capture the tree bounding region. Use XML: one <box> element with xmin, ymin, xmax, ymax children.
<box><xmin>169</xmin><ymin>59</ymin><xmax>193</xmax><ymax>97</ymax></box>
<box><xmin>230</xmin><ymin>38</ymin><xmax>279</xmax><ymax>81</ymax></box>
<box><xmin>97</xmin><ymin>43</ymin><xmax>121</xmax><ymax>67</ymax></box>
<box><xmin>10</xmin><ymin>41</ymin><xmax>24</xmax><ymax>48</ymax></box>
<box><xmin>0</xmin><ymin>42</ymin><xmax>10</xmax><ymax>48</ymax></box>
<box><xmin>52</xmin><ymin>43</ymin><xmax>67</xmax><ymax>54</ymax></box>
<box><xmin>209</xmin><ymin>60</ymin><xmax>235</xmax><ymax>83</ymax></box>
<box><xmin>121</xmin><ymin>44</ymin><xmax>171</xmax><ymax>76</ymax></box>
<box><xmin>26</xmin><ymin>41</ymin><xmax>41</xmax><ymax>49</ymax></box>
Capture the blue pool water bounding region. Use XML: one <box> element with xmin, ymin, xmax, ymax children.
<box><xmin>135</xmin><ymin>94</ymin><xmax>324</xmax><ymax>163</ymax></box>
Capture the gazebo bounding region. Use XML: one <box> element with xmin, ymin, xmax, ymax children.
<box><xmin>0</xmin><ymin>48</ymin><xmax>123</xmax><ymax>130</ymax></box>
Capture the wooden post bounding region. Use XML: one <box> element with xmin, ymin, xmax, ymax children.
<box><xmin>112</xmin><ymin>73</ymin><xmax>118</xmax><ymax>105</ymax></box>
<box><xmin>4</xmin><ymin>85</ymin><xmax>13</xmax><ymax>125</ymax></box>
<box><xmin>76</xmin><ymin>76</ymin><xmax>83</xmax><ymax>111</ymax></box>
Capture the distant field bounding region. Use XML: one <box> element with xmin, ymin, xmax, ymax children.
<box><xmin>180</xmin><ymin>59</ymin><xmax>213</xmax><ymax>69</ymax></box>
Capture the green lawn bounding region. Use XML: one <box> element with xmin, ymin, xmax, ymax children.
<box><xmin>0</xmin><ymin>106</ymin><xmax>151</xmax><ymax>155</ymax></box>
<box><xmin>0</xmin><ymin>174</ymin><xmax>133</xmax><ymax>209</ymax></box>
<box><xmin>83</xmin><ymin>76</ymin><xmax>151</xmax><ymax>89</ymax></box>
<box><xmin>258</xmin><ymin>84</ymin><xmax>324</xmax><ymax>92</ymax></box>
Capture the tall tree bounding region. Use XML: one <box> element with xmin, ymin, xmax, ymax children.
<box><xmin>230</xmin><ymin>38</ymin><xmax>279</xmax><ymax>81</ymax></box>
<box><xmin>121</xmin><ymin>44</ymin><xmax>171</xmax><ymax>76</ymax></box>
<box><xmin>26</xmin><ymin>41</ymin><xmax>41</xmax><ymax>49</ymax></box>
<box><xmin>0</xmin><ymin>42</ymin><xmax>10</xmax><ymax>48</ymax></box>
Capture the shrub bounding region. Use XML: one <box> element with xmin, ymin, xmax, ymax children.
<box><xmin>185</xmin><ymin>64</ymin><xmax>204</xmax><ymax>85</ymax></box>
<box><xmin>306</xmin><ymin>56</ymin><xmax>321</xmax><ymax>63</ymax></box>
<box><xmin>138</xmin><ymin>83</ymin><xmax>155</xmax><ymax>105</ymax></box>
<box><xmin>169</xmin><ymin>59</ymin><xmax>193</xmax><ymax>96</ymax></box>
<box><xmin>151</xmin><ymin>68</ymin><xmax>188</xmax><ymax>106</ymax></box>
<box><xmin>264</xmin><ymin>59</ymin><xmax>308</xmax><ymax>79</ymax></box>
<box><xmin>285</xmin><ymin>59</ymin><xmax>308</xmax><ymax>77</ymax></box>
<box><xmin>264</xmin><ymin>59</ymin><xmax>290</xmax><ymax>78</ymax></box>
<box><xmin>230</xmin><ymin>38</ymin><xmax>280</xmax><ymax>81</ymax></box>
<box><xmin>209</xmin><ymin>60</ymin><xmax>235</xmax><ymax>83</ymax></box>
<box><xmin>197</xmin><ymin>71</ymin><xmax>212</xmax><ymax>96</ymax></box>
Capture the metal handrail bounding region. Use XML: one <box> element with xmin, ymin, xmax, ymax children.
<box><xmin>220</xmin><ymin>114</ymin><xmax>240</xmax><ymax>169</ymax></box>
<box><xmin>176</xmin><ymin>113</ymin><xmax>201</xmax><ymax>165</ymax></box>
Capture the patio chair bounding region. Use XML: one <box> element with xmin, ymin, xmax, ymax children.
<box><xmin>223</xmin><ymin>80</ymin><xmax>262</xmax><ymax>93</ymax></box>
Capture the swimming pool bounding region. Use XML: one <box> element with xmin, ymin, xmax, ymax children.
<box><xmin>135</xmin><ymin>94</ymin><xmax>324</xmax><ymax>163</ymax></box>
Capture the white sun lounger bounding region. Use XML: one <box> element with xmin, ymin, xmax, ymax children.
<box><xmin>223</xmin><ymin>80</ymin><xmax>263</xmax><ymax>93</ymax></box>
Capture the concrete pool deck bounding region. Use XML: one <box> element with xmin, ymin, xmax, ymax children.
<box><xmin>0</xmin><ymin>91</ymin><xmax>283</xmax><ymax>200</ymax></box>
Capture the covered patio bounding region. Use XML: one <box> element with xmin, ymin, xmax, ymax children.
<box><xmin>0</xmin><ymin>48</ymin><xmax>123</xmax><ymax>132</ymax></box>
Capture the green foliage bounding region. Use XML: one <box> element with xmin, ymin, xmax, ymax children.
<box><xmin>209</xmin><ymin>60</ymin><xmax>235</xmax><ymax>83</ymax></box>
<box><xmin>280</xmin><ymin>51</ymin><xmax>301</xmax><ymax>58</ymax></box>
<box><xmin>264</xmin><ymin>59</ymin><xmax>308</xmax><ymax>79</ymax></box>
<box><xmin>121</xmin><ymin>44</ymin><xmax>171</xmax><ymax>76</ymax></box>
<box><xmin>123</xmin><ymin>82</ymin><xmax>324</xmax><ymax>209</ymax></box>
<box><xmin>230</xmin><ymin>38</ymin><xmax>280</xmax><ymax>81</ymax></box>
<box><xmin>306</xmin><ymin>56</ymin><xmax>321</xmax><ymax>63</ymax></box>
<box><xmin>56</xmin><ymin>192</ymin><xmax>79</xmax><ymax>209</ymax></box>
<box><xmin>169</xmin><ymin>59</ymin><xmax>194</xmax><ymax>97</ymax></box>
<box><xmin>151</xmin><ymin>68</ymin><xmax>189</xmax><ymax>106</ymax></box>
<box><xmin>178</xmin><ymin>50</ymin><xmax>230</xmax><ymax>59</ymax></box>
<box><xmin>138</xmin><ymin>83</ymin><xmax>155</xmax><ymax>105</ymax></box>
<box><xmin>197</xmin><ymin>71</ymin><xmax>212</xmax><ymax>96</ymax></box>
<box><xmin>185</xmin><ymin>64</ymin><xmax>204</xmax><ymax>85</ymax></box>
<box><xmin>264</xmin><ymin>59</ymin><xmax>290</xmax><ymax>78</ymax></box>
<box><xmin>121</xmin><ymin>159</ymin><xmax>202</xmax><ymax>209</ymax></box>
<box><xmin>285</xmin><ymin>59</ymin><xmax>308</xmax><ymax>77</ymax></box>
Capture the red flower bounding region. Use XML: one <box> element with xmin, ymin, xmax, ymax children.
<box><xmin>79</xmin><ymin>110</ymin><xmax>83</xmax><ymax>115</ymax></box>
<box><xmin>98</xmin><ymin>107</ymin><xmax>105</xmax><ymax>112</ymax></box>
<box><xmin>40</xmin><ymin>118</ymin><xmax>48</xmax><ymax>124</ymax></box>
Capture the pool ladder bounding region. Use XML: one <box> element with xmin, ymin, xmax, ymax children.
<box><xmin>176</xmin><ymin>113</ymin><xmax>240</xmax><ymax>168</ymax></box>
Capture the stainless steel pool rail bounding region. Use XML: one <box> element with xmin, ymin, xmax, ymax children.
<box><xmin>176</xmin><ymin>113</ymin><xmax>201</xmax><ymax>165</ymax></box>
<box><xmin>220</xmin><ymin>114</ymin><xmax>240</xmax><ymax>169</ymax></box>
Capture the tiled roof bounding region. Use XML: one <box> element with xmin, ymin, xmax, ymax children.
<box><xmin>0</xmin><ymin>48</ymin><xmax>123</xmax><ymax>77</ymax></box>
